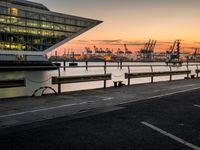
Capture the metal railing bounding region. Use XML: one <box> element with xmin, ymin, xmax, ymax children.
<box><xmin>1</xmin><ymin>62</ymin><xmax>200</xmax><ymax>97</ymax></box>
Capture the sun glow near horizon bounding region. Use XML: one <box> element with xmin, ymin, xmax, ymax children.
<box><xmin>31</xmin><ymin>0</ymin><xmax>200</xmax><ymax>54</ymax></box>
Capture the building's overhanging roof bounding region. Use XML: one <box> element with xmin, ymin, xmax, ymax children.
<box><xmin>0</xmin><ymin>0</ymin><xmax>103</xmax><ymax>56</ymax></box>
<box><xmin>42</xmin><ymin>20</ymin><xmax>102</xmax><ymax>55</ymax></box>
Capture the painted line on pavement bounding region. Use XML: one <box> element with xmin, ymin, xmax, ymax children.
<box><xmin>194</xmin><ymin>104</ymin><xmax>200</xmax><ymax>108</ymax></box>
<box><xmin>141</xmin><ymin>122</ymin><xmax>200</xmax><ymax>150</ymax></box>
<box><xmin>119</xmin><ymin>86</ymin><xmax>200</xmax><ymax>105</ymax></box>
<box><xmin>102</xmin><ymin>97</ymin><xmax>114</xmax><ymax>101</ymax></box>
<box><xmin>78</xmin><ymin>102</ymin><xmax>88</xmax><ymax>105</ymax></box>
<box><xmin>1</xmin><ymin>86</ymin><xmax>200</xmax><ymax>119</ymax></box>
<box><xmin>170</xmin><ymin>84</ymin><xmax>196</xmax><ymax>90</ymax></box>
<box><xmin>0</xmin><ymin>102</ymin><xmax>88</xmax><ymax>118</ymax></box>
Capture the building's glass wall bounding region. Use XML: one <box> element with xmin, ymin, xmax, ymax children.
<box><xmin>0</xmin><ymin>6</ymin><xmax>93</xmax><ymax>51</ymax></box>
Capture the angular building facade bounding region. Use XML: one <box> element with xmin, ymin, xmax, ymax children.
<box><xmin>0</xmin><ymin>0</ymin><xmax>102</xmax><ymax>61</ymax></box>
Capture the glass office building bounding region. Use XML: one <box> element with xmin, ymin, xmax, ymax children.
<box><xmin>0</xmin><ymin>0</ymin><xmax>102</xmax><ymax>61</ymax></box>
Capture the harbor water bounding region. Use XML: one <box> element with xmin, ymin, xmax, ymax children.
<box><xmin>0</xmin><ymin>62</ymin><xmax>198</xmax><ymax>99</ymax></box>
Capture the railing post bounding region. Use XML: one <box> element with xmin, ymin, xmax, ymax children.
<box><xmin>196</xmin><ymin>64</ymin><xmax>199</xmax><ymax>78</ymax></box>
<box><xmin>120</xmin><ymin>60</ymin><xmax>123</xmax><ymax>70</ymax></box>
<box><xmin>186</xmin><ymin>64</ymin><xmax>189</xmax><ymax>79</ymax></box>
<box><xmin>104</xmin><ymin>60</ymin><xmax>107</xmax><ymax>88</ymax></box>
<box><xmin>117</xmin><ymin>61</ymin><xmax>120</xmax><ymax>68</ymax></box>
<box><xmin>58</xmin><ymin>67</ymin><xmax>61</xmax><ymax>93</ymax></box>
<box><xmin>169</xmin><ymin>66</ymin><xmax>172</xmax><ymax>81</ymax></box>
<box><xmin>150</xmin><ymin>65</ymin><xmax>154</xmax><ymax>83</ymax></box>
<box><xmin>86</xmin><ymin>60</ymin><xmax>88</xmax><ymax>71</ymax></box>
<box><xmin>128</xmin><ymin>66</ymin><xmax>130</xmax><ymax>86</ymax></box>
<box><xmin>63</xmin><ymin>60</ymin><xmax>66</xmax><ymax>71</ymax></box>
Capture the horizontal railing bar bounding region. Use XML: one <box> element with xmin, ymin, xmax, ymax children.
<box><xmin>125</xmin><ymin>70</ymin><xmax>191</xmax><ymax>79</ymax></box>
<box><xmin>0</xmin><ymin>64</ymin><xmax>200</xmax><ymax>69</ymax></box>
<box><xmin>52</xmin><ymin>74</ymin><xmax>112</xmax><ymax>84</ymax></box>
<box><xmin>59</xmin><ymin>64</ymin><xmax>200</xmax><ymax>68</ymax></box>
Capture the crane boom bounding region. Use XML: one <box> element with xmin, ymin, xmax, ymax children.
<box><xmin>171</xmin><ymin>41</ymin><xmax>176</xmax><ymax>52</ymax></box>
<box><xmin>146</xmin><ymin>39</ymin><xmax>152</xmax><ymax>51</ymax></box>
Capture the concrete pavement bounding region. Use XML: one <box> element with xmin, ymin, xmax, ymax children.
<box><xmin>1</xmin><ymin>82</ymin><xmax>200</xmax><ymax>149</ymax></box>
<box><xmin>0</xmin><ymin>79</ymin><xmax>200</xmax><ymax>131</ymax></box>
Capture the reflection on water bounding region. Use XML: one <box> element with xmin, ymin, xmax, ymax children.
<box><xmin>0</xmin><ymin>62</ymin><xmax>198</xmax><ymax>99</ymax></box>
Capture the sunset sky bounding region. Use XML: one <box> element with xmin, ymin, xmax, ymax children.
<box><xmin>31</xmin><ymin>0</ymin><xmax>200</xmax><ymax>54</ymax></box>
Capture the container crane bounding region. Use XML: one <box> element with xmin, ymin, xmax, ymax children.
<box><xmin>124</xmin><ymin>44</ymin><xmax>132</xmax><ymax>56</ymax></box>
<box><xmin>191</xmin><ymin>48</ymin><xmax>200</xmax><ymax>62</ymax></box>
<box><xmin>193</xmin><ymin>48</ymin><xmax>200</xmax><ymax>56</ymax></box>
<box><xmin>166</xmin><ymin>40</ymin><xmax>182</xmax><ymax>66</ymax></box>
<box><xmin>140</xmin><ymin>39</ymin><xmax>156</xmax><ymax>61</ymax></box>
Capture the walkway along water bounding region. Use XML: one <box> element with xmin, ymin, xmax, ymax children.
<box><xmin>0</xmin><ymin>62</ymin><xmax>200</xmax><ymax>99</ymax></box>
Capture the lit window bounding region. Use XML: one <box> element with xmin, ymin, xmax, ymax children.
<box><xmin>10</xmin><ymin>8</ymin><xmax>18</xmax><ymax>16</ymax></box>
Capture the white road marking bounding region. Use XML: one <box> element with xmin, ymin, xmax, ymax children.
<box><xmin>1</xmin><ymin>85</ymin><xmax>200</xmax><ymax>119</ymax></box>
<box><xmin>102</xmin><ymin>97</ymin><xmax>114</xmax><ymax>101</ymax></box>
<box><xmin>141</xmin><ymin>122</ymin><xmax>200</xmax><ymax>150</ymax></box>
<box><xmin>170</xmin><ymin>84</ymin><xmax>196</xmax><ymax>90</ymax></box>
<box><xmin>78</xmin><ymin>102</ymin><xmax>88</xmax><ymax>105</ymax></box>
<box><xmin>154</xmin><ymin>90</ymin><xmax>161</xmax><ymax>92</ymax></box>
<box><xmin>119</xmin><ymin>86</ymin><xmax>200</xmax><ymax>105</ymax></box>
<box><xmin>194</xmin><ymin>104</ymin><xmax>200</xmax><ymax>108</ymax></box>
<box><xmin>0</xmin><ymin>102</ymin><xmax>92</xmax><ymax>118</ymax></box>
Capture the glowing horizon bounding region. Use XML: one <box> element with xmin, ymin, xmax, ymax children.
<box><xmin>30</xmin><ymin>0</ymin><xmax>200</xmax><ymax>55</ymax></box>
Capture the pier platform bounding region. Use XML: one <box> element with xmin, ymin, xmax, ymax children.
<box><xmin>1</xmin><ymin>79</ymin><xmax>200</xmax><ymax>149</ymax></box>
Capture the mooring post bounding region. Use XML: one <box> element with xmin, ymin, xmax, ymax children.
<box><xmin>104</xmin><ymin>60</ymin><xmax>107</xmax><ymax>88</ymax></box>
<box><xmin>86</xmin><ymin>60</ymin><xmax>88</xmax><ymax>71</ymax></box>
<box><xmin>128</xmin><ymin>66</ymin><xmax>130</xmax><ymax>86</ymax></box>
<box><xmin>58</xmin><ymin>67</ymin><xmax>61</xmax><ymax>93</ymax></box>
<box><xmin>169</xmin><ymin>66</ymin><xmax>172</xmax><ymax>81</ymax></box>
<box><xmin>150</xmin><ymin>65</ymin><xmax>154</xmax><ymax>83</ymax></box>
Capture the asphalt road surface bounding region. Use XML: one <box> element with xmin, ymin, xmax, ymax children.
<box><xmin>1</xmin><ymin>88</ymin><xmax>200</xmax><ymax>150</ymax></box>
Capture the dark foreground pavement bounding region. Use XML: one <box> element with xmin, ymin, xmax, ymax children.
<box><xmin>1</xmin><ymin>88</ymin><xmax>200</xmax><ymax>150</ymax></box>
